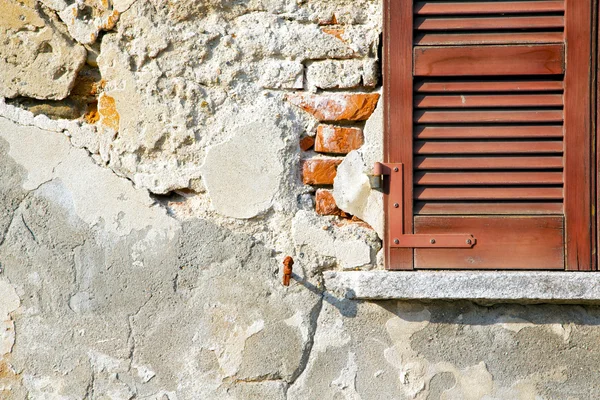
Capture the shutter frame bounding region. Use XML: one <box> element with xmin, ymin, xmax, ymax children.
<box><xmin>383</xmin><ymin>0</ymin><xmax>595</xmax><ymax>270</ymax></box>
<box><xmin>564</xmin><ymin>0</ymin><xmax>594</xmax><ymax>270</ymax></box>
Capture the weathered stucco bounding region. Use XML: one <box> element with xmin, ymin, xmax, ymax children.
<box><xmin>2</xmin><ymin>1</ymin><xmax>600</xmax><ymax>399</ymax></box>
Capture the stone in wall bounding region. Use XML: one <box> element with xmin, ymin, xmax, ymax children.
<box><xmin>307</xmin><ymin>59</ymin><xmax>380</xmax><ymax>91</ymax></box>
<box><xmin>259</xmin><ymin>61</ymin><xmax>304</xmax><ymax>90</ymax></box>
<box><xmin>0</xmin><ymin>0</ymin><xmax>87</xmax><ymax>100</ymax></box>
<box><xmin>292</xmin><ymin>210</ymin><xmax>380</xmax><ymax>271</ymax></box>
<box><xmin>46</xmin><ymin>0</ymin><xmax>122</xmax><ymax>45</ymax></box>
<box><xmin>334</xmin><ymin>95</ymin><xmax>384</xmax><ymax>237</ymax></box>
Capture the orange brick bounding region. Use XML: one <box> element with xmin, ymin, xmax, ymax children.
<box><xmin>299</xmin><ymin>136</ymin><xmax>315</xmax><ymax>151</ymax></box>
<box><xmin>321</xmin><ymin>27</ymin><xmax>345</xmax><ymax>41</ymax></box>
<box><xmin>98</xmin><ymin>93</ymin><xmax>120</xmax><ymax>131</ymax></box>
<box><xmin>287</xmin><ymin>93</ymin><xmax>380</xmax><ymax>122</ymax></box>
<box><xmin>315</xmin><ymin>189</ymin><xmax>350</xmax><ymax>217</ymax></box>
<box><xmin>315</xmin><ymin>125</ymin><xmax>364</xmax><ymax>154</ymax></box>
<box><xmin>302</xmin><ymin>158</ymin><xmax>342</xmax><ymax>185</ymax></box>
<box><xmin>318</xmin><ymin>14</ymin><xmax>338</xmax><ymax>26</ymax></box>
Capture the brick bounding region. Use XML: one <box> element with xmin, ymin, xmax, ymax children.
<box><xmin>318</xmin><ymin>14</ymin><xmax>338</xmax><ymax>26</ymax></box>
<box><xmin>315</xmin><ymin>125</ymin><xmax>364</xmax><ymax>154</ymax></box>
<box><xmin>98</xmin><ymin>93</ymin><xmax>120</xmax><ymax>131</ymax></box>
<box><xmin>287</xmin><ymin>93</ymin><xmax>380</xmax><ymax>122</ymax></box>
<box><xmin>315</xmin><ymin>189</ymin><xmax>350</xmax><ymax>217</ymax></box>
<box><xmin>321</xmin><ymin>27</ymin><xmax>345</xmax><ymax>41</ymax></box>
<box><xmin>302</xmin><ymin>158</ymin><xmax>342</xmax><ymax>185</ymax></box>
<box><xmin>299</xmin><ymin>136</ymin><xmax>315</xmax><ymax>151</ymax></box>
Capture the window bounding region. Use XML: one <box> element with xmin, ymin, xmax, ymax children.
<box><xmin>382</xmin><ymin>0</ymin><xmax>595</xmax><ymax>270</ymax></box>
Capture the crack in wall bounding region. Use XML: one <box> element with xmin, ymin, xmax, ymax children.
<box><xmin>285</xmin><ymin>286</ymin><xmax>325</xmax><ymax>400</ymax></box>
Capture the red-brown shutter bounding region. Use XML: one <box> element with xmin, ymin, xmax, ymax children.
<box><xmin>384</xmin><ymin>0</ymin><xmax>594</xmax><ymax>270</ymax></box>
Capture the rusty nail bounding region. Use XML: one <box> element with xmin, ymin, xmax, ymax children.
<box><xmin>430</xmin><ymin>239</ymin><xmax>436</xmax><ymax>244</ymax></box>
<box><xmin>466</xmin><ymin>239</ymin><xmax>472</xmax><ymax>245</ymax></box>
<box><xmin>283</xmin><ymin>256</ymin><xmax>294</xmax><ymax>287</ymax></box>
<box><xmin>393</xmin><ymin>167</ymin><xmax>399</xmax><ymax>172</ymax></box>
<box><xmin>393</xmin><ymin>238</ymin><xmax>400</xmax><ymax>245</ymax></box>
<box><xmin>394</xmin><ymin>203</ymin><xmax>399</xmax><ymax>208</ymax></box>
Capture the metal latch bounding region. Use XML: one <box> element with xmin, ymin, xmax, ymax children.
<box><xmin>374</xmin><ymin>162</ymin><xmax>476</xmax><ymax>249</ymax></box>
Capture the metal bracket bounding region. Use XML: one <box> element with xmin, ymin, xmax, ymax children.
<box><xmin>375</xmin><ymin>162</ymin><xmax>476</xmax><ymax>249</ymax></box>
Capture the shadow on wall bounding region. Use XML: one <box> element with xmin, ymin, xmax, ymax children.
<box><xmin>379</xmin><ymin>299</ymin><xmax>600</xmax><ymax>326</ymax></box>
<box><xmin>292</xmin><ymin>272</ymin><xmax>358</xmax><ymax>318</ymax></box>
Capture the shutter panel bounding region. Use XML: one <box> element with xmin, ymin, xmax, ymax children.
<box><xmin>384</xmin><ymin>0</ymin><xmax>594</xmax><ymax>270</ymax></box>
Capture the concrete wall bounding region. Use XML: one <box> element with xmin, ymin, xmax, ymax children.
<box><xmin>1</xmin><ymin>1</ymin><xmax>600</xmax><ymax>398</ymax></box>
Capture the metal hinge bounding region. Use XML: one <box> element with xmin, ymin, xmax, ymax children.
<box><xmin>374</xmin><ymin>162</ymin><xmax>477</xmax><ymax>249</ymax></box>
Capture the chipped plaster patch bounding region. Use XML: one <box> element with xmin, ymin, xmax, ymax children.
<box><xmin>202</xmin><ymin>120</ymin><xmax>285</xmax><ymax>219</ymax></box>
<box><xmin>0</xmin><ymin>116</ymin><xmax>179</xmax><ymax>238</ymax></box>
<box><xmin>217</xmin><ymin>320</ymin><xmax>265</xmax><ymax>377</ymax></box>
<box><xmin>331</xmin><ymin>352</ymin><xmax>361</xmax><ymax>400</ymax></box>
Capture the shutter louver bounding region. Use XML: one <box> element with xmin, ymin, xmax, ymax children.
<box><xmin>384</xmin><ymin>0</ymin><xmax>594</xmax><ymax>270</ymax></box>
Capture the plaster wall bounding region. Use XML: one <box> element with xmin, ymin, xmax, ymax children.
<box><xmin>1</xmin><ymin>1</ymin><xmax>600</xmax><ymax>398</ymax></box>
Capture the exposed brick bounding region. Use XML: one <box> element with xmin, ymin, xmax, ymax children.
<box><xmin>318</xmin><ymin>14</ymin><xmax>338</xmax><ymax>26</ymax></box>
<box><xmin>321</xmin><ymin>27</ymin><xmax>345</xmax><ymax>41</ymax></box>
<box><xmin>315</xmin><ymin>125</ymin><xmax>364</xmax><ymax>154</ymax></box>
<box><xmin>302</xmin><ymin>158</ymin><xmax>342</xmax><ymax>185</ymax></box>
<box><xmin>98</xmin><ymin>93</ymin><xmax>120</xmax><ymax>131</ymax></box>
<box><xmin>299</xmin><ymin>136</ymin><xmax>315</xmax><ymax>151</ymax></box>
<box><xmin>315</xmin><ymin>189</ymin><xmax>350</xmax><ymax>217</ymax></box>
<box><xmin>287</xmin><ymin>93</ymin><xmax>380</xmax><ymax>122</ymax></box>
<box><xmin>83</xmin><ymin>104</ymin><xmax>100</xmax><ymax>124</ymax></box>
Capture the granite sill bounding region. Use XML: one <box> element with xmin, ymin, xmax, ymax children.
<box><xmin>324</xmin><ymin>271</ymin><xmax>600</xmax><ymax>304</ymax></box>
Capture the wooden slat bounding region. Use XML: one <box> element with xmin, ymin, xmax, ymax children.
<box><xmin>564</xmin><ymin>0</ymin><xmax>593</xmax><ymax>270</ymax></box>
<box><xmin>415</xmin><ymin>187</ymin><xmax>563</xmax><ymax>200</ymax></box>
<box><xmin>415</xmin><ymin>171</ymin><xmax>563</xmax><ymax>185</ymax></box>
<box><xmin>415</xmin><ymin>201</ymin><xmax>563</xmax><ymax>215</ymax></box>
<box><xmin>415</xmin><ymin>141</ymin><xmax>563</xmax><ymax>154</ymax></box>
<box><xmin>415</xmin><ymin>2</ymin><xmax>565</xmax><ymax>15</ymax></box>
<box><xmin>415</xmin><ymin>16</ymin><xmax>565</xmax><ymax>31</ymax></box>
<box><xmin>415</xmin><ymin>126</ymin><xmax>564</xmax><ymax>139</ymax></box>
<box><xmin>415</xmin><ymin>110</ymin><xmax>564</xmax><ymax>123</ymax></box>
<box><xmin>414</xmin><ymin>216</ymin><xmax>565</xmax><ymax>270</ymax></box>
<box><xmin>415</xmin><ymin>94</ymin><xmax>563</xmax><ymax>108</ymax></box>
<box><xmin>416</xmin><ymin>32</ymin><xmax>564</xmax><ymax>46</ymax></box>
<box><xmin>415</xmin><ymin>156</ymin><xmax>564</xmax><ymax>170</ymax></box>
<box><xmin>416</xmin><ymin>80</ymin><xmax>564</xmax><ymax>93</ymax></box>
<box><xmin>414</xmin><ymin>45</ymin><xmax>565</xmax><ymax>76</ymax></box>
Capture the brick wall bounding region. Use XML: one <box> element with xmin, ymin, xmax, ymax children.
<box><xmin>283</xmin><ymin>18</ymin><xmax>381</xmax><ymax>222</ymax></box>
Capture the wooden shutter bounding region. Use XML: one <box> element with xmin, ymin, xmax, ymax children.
<box><xmin>384</xmin><ymin>0</ymin><xmax>594</xmax><ymax>270</ymax></box>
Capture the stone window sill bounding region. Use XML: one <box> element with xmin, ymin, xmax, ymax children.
<box><xmin>324</xmin><ymin>271</ymin><xmax>600</xmax><ymax>304</ymax></box>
